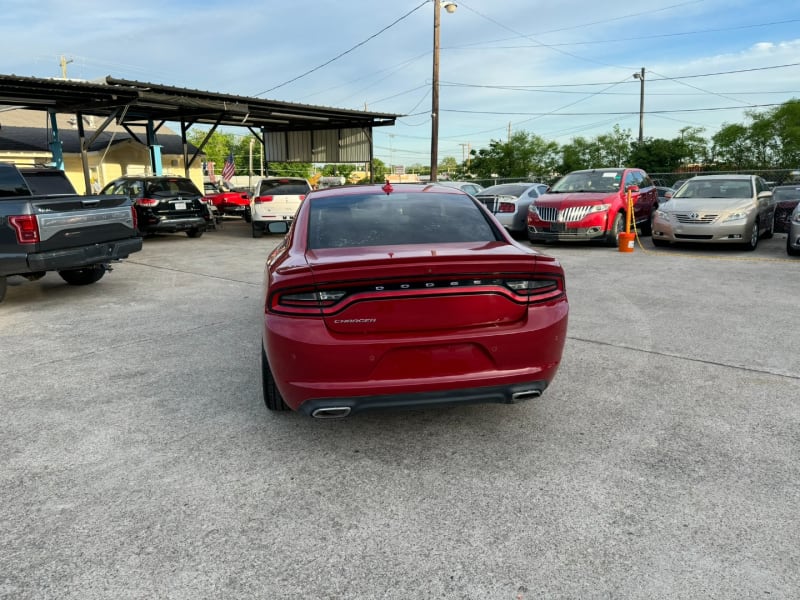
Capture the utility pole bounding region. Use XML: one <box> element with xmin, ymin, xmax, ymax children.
<box><xmin>59</xmin><ymin>55</ymin><xmax>73</xmax><ymax>80</ymax></box>
<box><xmin>507</xmin><ymin>122</ymin><xmax>512</xmax><ymax>143</ymax></box>
<box><xmin>633</xmin><ymin>67</ymin><xmax>645</xmax><ymax>143</ymax></box>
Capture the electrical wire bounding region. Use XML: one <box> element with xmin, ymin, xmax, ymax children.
<box><xmin>253</xmin><ymin>0</ymin><xmax>429</xmax><ymax>97</ymax></box>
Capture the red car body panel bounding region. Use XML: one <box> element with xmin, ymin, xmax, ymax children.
<box><xmin>203</xmin><ymin>190</ymin><xmax>250</xmax><ymax>216</ymax></box>
<box><xmin>262</xmin><ymin>184</ymin><xmax>568</xmax><ymax>415</ymax></box>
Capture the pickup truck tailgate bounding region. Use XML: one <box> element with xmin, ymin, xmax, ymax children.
<box><xmin>32</xmin><ymin>195</ymin><xmax>137</xmax><ymax>251</ymax></box>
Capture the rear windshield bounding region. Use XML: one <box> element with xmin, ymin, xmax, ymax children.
<box><xmin>551</xmin><ymin>170</ymin><xmax>622</xmax><ymax>193</ymax></box>
<box><xmin>145</xmin><ymin>179</ymin><xmax>201</xmax><ymax>196</ymax></box>
<box><xmin>18</xmin><ymin>169</ymin><xmax>77</xmax><ymax>195</ymax></box>
<box><xmin>674</xmin><ymin>179</ymin><xmax>753</xmax><ymax>199</ymax></box>
<box><xmin>0</xmin><ymin>164</ymin><xmax>31</xmax><ymax>197</ymax></box>
<box><xmin>308</xmin><ymin>193</ymin><xmax>499</xmax><ymax>249</ymax></box>
<box><xmin>774</xmin><ymin>187</ymin><xmax>800</xmax><ymax>201</ymax></box>
<box><xmin>478</xmin><ymin>184</ymin><xmax>530</xmax><ymax>197</ymax></box>
<box><xmin>257</xmin><ymin>179</ymin><xmax>309</xmax><ymax>196</ymax></box>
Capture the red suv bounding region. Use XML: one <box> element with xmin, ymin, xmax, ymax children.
<box><xmin>527</xmin><ymin>167</ymin><xmax>659</xmax><ymax>245</ymax></box>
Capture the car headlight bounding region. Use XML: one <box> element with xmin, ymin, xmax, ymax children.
<box><xmin>588</xmin><ymin>204</ymin><xmax>610</xmax><ymax>213</ymax></box>
<box><xmin>792</xmin><ymin>211</ymin><xmax>800</xmax><ymax>224</ymax></box>
<box><xmin>722</xmin><ymin>211</ymin><xmax>749</xmax><ymax>223</ymax></box>
<box><xmin>655</xmin><ymin>210</ymin><xmax>670</xmax><ymax>220</ymax></box>
<box><xmin>528</xmin><ymin>203</ymin><xmax>538</xmax><ymax>214</ymax></box>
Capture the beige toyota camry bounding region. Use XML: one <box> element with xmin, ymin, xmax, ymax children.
<box><xmin>651</xmin><ymin>174</ymin><xmax>776</xmax><ymax>251</ymax></box>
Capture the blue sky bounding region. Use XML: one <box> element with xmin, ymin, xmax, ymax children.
<box><xmin>2</xmin><ymin>0</ymin><xmax>799</xmax><ymax>168</ymax></box>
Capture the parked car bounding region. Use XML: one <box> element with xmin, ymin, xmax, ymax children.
<box><xmin>527</xmin><ymin>167</ymin><xmax>659</xmax><ymax>245</ymax></box>
<box><xmin>771</xmin><ymin>185</ymin><xmax>800</xmax><ymax>234</ymax></box>
<box><xmin>101</xmin><ymin>175</ymin><xmax>208</xmax><ymax>238</ymax></box>
<box><xmin>786</xmin><ymin>202</ymin><xmax>800</xmax><ymax>256</ymax></box>
<box><xmin>203</xmin><ymin>182</ymin><xmax>251</xmax><ymax>221</ymax></box>
<box><xmin>250</xmin><ymin>177</ymin><xmax>311</xmax><ymax>238</ymax></box>
<box><xmin>260</xmin><ymin>182</ymin><xmax>569</xmax><ymax>418</ymax></box>
<box><xmin>435</xmin><ymin>181</ymin><xmax>485</xmax><ymax>196</ymax></box>
<box><xmin>672</xmin><ymin>178</ymin><xmax>690</xmax><ymax>191</ymax></box>
<box><xmin>651</xmin><ymin>174</ymin><xmax>776</xmax><ymax>251</ymax></box>
<box><xmin>474</xmin><ymin>182</ymin><xmax>549</xmax><ymax>235</ymax></box>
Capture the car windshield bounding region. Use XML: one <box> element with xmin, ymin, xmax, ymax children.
<box><xmin>478</xmin><ymin>184</ymin><xmax>530</xmax><ymax>197</ymax></box>
<box><xmin>307</xmin><ymin>193</ymin><xmax>499</xmax><ymax>249</ymax></box>
<box><xmin>673</xmin><ymin>179</ymin><xmax>753</xmax><ymax>199</ymax></box>
<box><xmin>258</xmin><ymin>179</ymin><xmax>308</xmax><ymax>195</ymax></box>
<box><xmin>774</xmin><ymin>187</ymin><xmax>800</xmax><ymax>201</ymax></box>
<box><xmin>146</xmin><ymin>179</ymin><xmax>201</xmax><ymax>196</ymax></box>
<box><xmin>550</xmin><ymin>170</ymin><xmax>622</xmax><ymax>193</ymax></box>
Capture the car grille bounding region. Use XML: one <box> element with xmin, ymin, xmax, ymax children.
<box><xmin>675</xmin><ymin>213</ymin><xmax>718</xmax><ymax>224</ymax></box>
<box><xmin>536</xmin><ymin>205</ymin><xmax>592</xmax><ymax>222</ymax></box>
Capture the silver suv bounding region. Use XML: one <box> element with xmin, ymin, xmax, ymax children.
<box><xmin>250</xmin><ymin>177</ymin><xmax>311</xmax><ymax>238</ymax></box>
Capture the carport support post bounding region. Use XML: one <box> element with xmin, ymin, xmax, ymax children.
<box><xmin>47</xmin><ymin>110</ymin><xmax>64</xmax><ymax>170</ymax></box>
<box><xmin>76</xmin><ymin>112</ymin><xmax>92</xmax><ymax>195</ymax></box>
<box><xmin>147</xmin><ymin>120</ymin><xmax>163</xmax><ymax>175</ymax></box>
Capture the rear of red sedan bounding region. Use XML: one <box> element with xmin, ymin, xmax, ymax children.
<box><xmin>262</xmin><ymin>184</ymin><xmax>568</xmax><ymax>418</ymax></box>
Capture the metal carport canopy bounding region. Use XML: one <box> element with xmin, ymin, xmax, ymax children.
<box><xmin>0</xmin><ymin>73</ymin><xmax>399</xmax><ymax>188</ymax></box>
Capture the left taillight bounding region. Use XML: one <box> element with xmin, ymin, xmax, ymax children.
<box><xmin>136</xmin><ymin>197</ymin><xmax>159</xmax><ymax>207</ymax></box>
<box><xmin>269</xmin><ymin>289</ymin><xmax>347</xmax><ymax>315</ymax></box>
<box><xmin>504</xmin><ymin>278</ymin><xmax>564</xmax><ymax>303</ymax></box>
<box><xmin>9</xmin><ymin>215</ymin><xmax>39</xmax><ymax>244</ymax></box>
<box><xmin>499</xmin><ymin>202</ymin><xmax>515</xmax><ymax>213</ymax></box>
<box><xmin>131</xmin><ymin>205</ymin><xmax>138</xmax><ymax>232</ymax></box>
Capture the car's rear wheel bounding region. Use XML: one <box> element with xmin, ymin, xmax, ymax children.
<box><xmin>605</xmin><ymin>212</ymin><xmax>625</xmax><ymax>246</ymax></box>
<box><xmin>742</xmin><ymin>220</ymin><xmax>759</xmax><ymax>251</ymax></box>
<box><xmin>252</xmin><ymin>223</ymin><xmax>263</xmax><ymax>238</ymax></box>
<box><xmin>763</xmin><ymin>216</ymin><xmax>774</xmax><ymax>239</ymax></box>
<box><xmin>262</xmin><ymin>346</ymin><xmax>290</xmax><ymax>411</ymax></box>
<box><xmin>0</xmin><ymin>276</ymin><xmax>6</xmax><ymax>303</ymax></box>
<box><xmin>58</xmin><ymin>265</ymin><xmax>106</xmax><ymax>285</ymax></box>
<box><xmin>244</xmin><ymin>208</ymin><xmax>252</xmax><ymax>223</ymax></box>
<box><xmin>187</xmin><ymin>227</ymin><xmax>204</xmax><ymax>238</ymax></box>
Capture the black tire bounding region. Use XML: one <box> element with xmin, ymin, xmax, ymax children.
<box><xmin>58</xmin><ymin>265</ymin><xmax>106</xmax><ymax>286</ymax></box>
<box><xmin>652</xmin><ymin>237</ymin><xmax>669</xmax><ymax>247</ymax></box>
<box><xmin>742</xmin><ymin>220</ymin><xmax>759</xmax><ymax>251</ymax></box>
<box><xmin>244</xmin><ymin>209</ymin><xmax>252</xmax><ymax>223</ymax></box>
<box><xmin>262</xmin><ymin>346</ymin><xmax>290</xmax><ymax>411</ymax></box>
<box><xmin>187</xmin><ymin>227</ymin><xmax>204</xmax><ymax>238</ymax></box>
<box><xmin>605</xmin><ymin>212</ymin><xmax>625</xmax><ymax>246</ymax></box>
<box><xmin>0</xmin><ymin>276</ymin><xmax>6</xmax><ymax>303</ymax></box>
<box><xmin>788</xmin><ymin>235</ymin><xmax>800</xmax><ymax>256</ymax></box>
<box><xmin>252</xmin><ymin>223</ymin><xmax>263</xmax><ymax>238</ymax></box>
<box><xmin>639</xmin><ymin>208</ymin><xmax>655</xmax><ymax>236</ymax></box>
<box><xmin>763</xmin><ymin>216</ymin><xmax>774</xmax><ymax>239</ymax></box>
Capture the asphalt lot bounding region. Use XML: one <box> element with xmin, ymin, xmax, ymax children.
<box><xmin>1</xmin><ymin>219</ymin><xmax>798</xmax><ymax>599</ymax></box>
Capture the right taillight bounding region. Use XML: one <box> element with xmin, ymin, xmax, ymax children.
<box><xmin>9</xmin><ymin>215</ymin><xmax>40</xmax><ymax>244</ymax></box>
<box><xmin>504</xmin><ymin>278</ymin><xmax>564</xmax><ymax>303</ymax></box>
<box><xmin>131</xmin><ymin>205</ymin><xmax>138</xmax><ymax>231</ymax></box>
<box><xmin>136</xmin><ymin>197</ymin><xmax>159</xmax><ymax>207</ymax></box>
<box><xmin>254</xmin><ymin>195</ymin><xmax>273</xmax><ymax>204</ymax></box>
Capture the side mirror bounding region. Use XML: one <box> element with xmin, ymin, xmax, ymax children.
<box><xmin>664</xmin><ymin>191</ymin><xmax>673</xmax><ymax>199</ymax></box>
<box><xmin>267</xmin><ymin>221</ymin><xmax>290</xmax><ymax>234</ymax></box>
<box><xmin>626</xmin><ymin>185</ymin><xmax>640</xmax><ymax>193</ymax></box>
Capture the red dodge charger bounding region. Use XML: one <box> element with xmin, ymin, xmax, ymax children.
<box><xmin>261</xmin><ymin>183</ymin><xmax>569</xmax><ymax>418</ymax></box>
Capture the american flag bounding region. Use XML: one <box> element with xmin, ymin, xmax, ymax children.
<box><xmin>222</xmin><ymin>152</ymin><xmax>235</xmax><ymax>181</ymax></box>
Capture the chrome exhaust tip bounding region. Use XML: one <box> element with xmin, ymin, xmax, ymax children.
<box><xmin>311</xmin><ymin>407</ymin><xmax>352</xmax><ymax>419</ymax></box>
<box><xmin>511</xmin><ymin>389</ymin><xmax>542</xmax><ymax>402</ymax></box>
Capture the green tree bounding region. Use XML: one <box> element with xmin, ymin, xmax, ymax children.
<box><xmin>187</xmin><ymin>129</ymin><xmax>235</xmax><ymax>175</ymax></box>
<box><xmin>675</xmin><ymin>126</ymin><xmax>708</xmax><ymax>166</ymax></box>
<box><xmin>711</xmin><ymin>123</ymin><xmax>752</xmax><ymax>169</ymax></box>
<box><xmin>469</xmin><ymin>131</ymin><xmax>559</xmax><ymax>180</ymax></box>
<box><xmin>628</xmin><ymin>137</ymin><xmax>685</xmax><ymax>173</ymax></box>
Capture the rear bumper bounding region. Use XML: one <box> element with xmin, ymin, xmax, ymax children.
<box><xmin>298</xmin><ymin>380</ymin><xmax>549</xmax><ymax>417</ymax></box>
<box><xmin>0</xmin><ymin>237</ymin><xmax>142</xmax><ymax>276</ymax></box>
<box><xmin>140</xmin><ymin>216</ymin><xmax>207</xmax><ymax>233</ymax></box>
<box><xmin>264</xmin><ymin>298</ymin><xmax>568</xmax><ymax>412</ymax></box>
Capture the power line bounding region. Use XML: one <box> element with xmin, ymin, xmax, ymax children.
<box><xmin>438</xmin><ymin>62</ymin><xmax>800</xmax><ymax>91</ymax></box>
<box><xmin>253</xmin><ymin>0</ymin><xmax>428</xmax><ymax>97</ymax></box>
<box><xmin>442</xmin><ymin>102</ymin><xmax>786</xmax><ymax>116</ymax></box>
